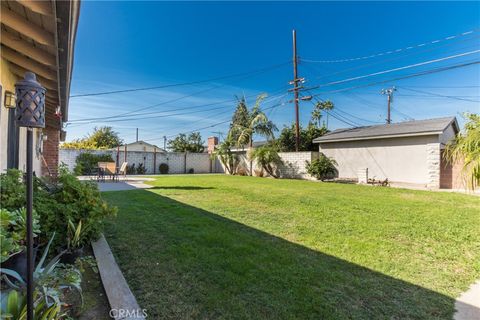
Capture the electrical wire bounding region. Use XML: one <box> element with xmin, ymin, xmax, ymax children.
<box><xmin>310</xmin><ymin>60</ymin><xmax>480</xmax><ymax>96</ymax></box>
<box><xmin>309</xmin><ymin>50</ymin><xmax>480</xmax><ymax>89</ymax></box>
<box><xmin>70</xmin><ymin>61</ymin><xmax>291</xmax><ymax>98</ymax></box>
<box><xmin>396</xmin><ymin>86</ymin><xmax>480</xmax><ymax>102</ymax></box>
<box><xmin>301</xmin><ymin>29</ymin><xmax>478</xmax><ymax>63</ymax></box>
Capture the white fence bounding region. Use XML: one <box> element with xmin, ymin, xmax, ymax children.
<box><xmin>60</xmin><ymin>148</ymin><xmax>319</xmax><ymax>179</ymax></box>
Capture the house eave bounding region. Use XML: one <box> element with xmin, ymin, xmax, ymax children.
<box><xmin>314</xmin><ymin>131</ymin><xmax>444</xmax><ymax>144</ymax></box>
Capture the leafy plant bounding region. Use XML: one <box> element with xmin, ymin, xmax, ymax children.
<box><xmin>61</xmin><ymin>126</ymin><xmax>123</xmax><ymax>150</ymax></box>
<box><xmin>1</xmin><ymin>233</ymin><xmax>83</xmax><ymax>309</ymax></box>
<box><xmin>159</xmin><ymin>163</ymin><xmax>169</xmax><ymax>174</ymax></box>
<box><xmin>277</xmin><ymin>123</ymin><xmax>328</xmax><ymax>152</ymax></box>
<box><xmin>306</xmin><ymin>154</ymin><xmax>338</xmax><ymax>181</ymax></box>
<box><xmin>136</xmin><ymin>163</ymin><xmax>147</xmax><ymax>174</ymax></box>
<box><xmin>67</xmin><ymin>220</ymin><xmax>87</xmax><ymax>250</ymax></box>
<box><xmin>249</xmin><ymin>145</ymin><xmax>283</xmax><ymax>178</ymax></box>
<box><xmin>212</xmin><ymin>137</ymin><xmax>239</xmax><ymax>175</ymax></box>
<box><xmin>0</xmin><ymin>208</ymin><xmax>40</xmax><ymax>263</ymax></box>
<box><xmin>126</xmin><ymin>163</ymin><xmax>136</xmax><ymax>175</ymax></box>
<box><xmin>0</xmin><ymin>168</ymin><xmax>116</xmax><ymax>252</ymax></box>
<box><xmin>187</xmin><ymin>168</ymin><xmax>194</xmax><ymax>174</ymax></box>
<box><xmin>73</xmin><ymin>152</ymin><xmax>114</xmax><ymax>176</ymax></box>
<box><xmin>0</xmin><ymin>290</ymin><xmax>63</xmax><ymax>320</ymax></box>
<box><xmin>444</xmin><ymin>113</ymin><xmax>480</xmax><ymax>190</ymax></box>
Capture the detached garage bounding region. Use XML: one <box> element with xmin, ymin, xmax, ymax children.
<box><xmin>313</xmin><ymin>117</ymin><xmax>461</xmax><ymax>189</ymax></box>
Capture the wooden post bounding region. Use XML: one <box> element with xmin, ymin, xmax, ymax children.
<box><xmin>153</xmin><ymin>147</ymin><xmax>157</xmax><ymax>174</ymax></box>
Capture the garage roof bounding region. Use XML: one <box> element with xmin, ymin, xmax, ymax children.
<box><xmin>313</xmin><ymin>116</ymin><xmax>458</xmax><ymax>143</ymax></box>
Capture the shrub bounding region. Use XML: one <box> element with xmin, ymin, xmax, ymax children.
<box><xmin>74</xmin><ymin>152</ymin><xmax>114</xmax><ymax>175</ymax></box>
<box><xmin>306</xmin><ymin>154</ymin><xmax>338</xmax><ymax>181</ymax></box>
<box><xmin>187</xmin><ymin>168</ymin><xmax>194</xmax><ymax>174</ymax></box>
<box><xmin>136</xmin><ymin>163</ymin><xmax>146</xmax><ymax>174</ymax></box>
<box><xmin>159</xmin><ymin>163</ymin><xmax>169</xmax><ymax>174</ymax></box>
<box><xmin>236</xmin><ymin>166</ymin><xmax>248</xmax><ymax>176</ymax></box>
<box><xmin>0</xmin><ymin>169</ymin><xmax>117</xmax><ymax>249</ymax></box>
<box><xmin>249</xmin><ymin>145</ymin><xmax>283</xmax><ymax>178</ymax></box>
<box><xmin>126</xmin><ymin>164</ymin><xmax>136</xmax><ymax>175</ymax></box>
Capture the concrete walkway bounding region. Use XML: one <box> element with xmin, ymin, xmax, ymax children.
<box><xmin>455</xmin><ymin>280</ymin><xmax>480</xmax><ymax>320</ymax></box>
<box><xmin>79</xmin><ymin>176</ymin><xmax>154</xmax><ymax>192</ymax></box>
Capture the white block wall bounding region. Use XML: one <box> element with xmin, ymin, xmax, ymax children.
<box><xmin>60</xmin><ymin>149</ymin><xmax>216</xmax><ymax>174</ymax></box>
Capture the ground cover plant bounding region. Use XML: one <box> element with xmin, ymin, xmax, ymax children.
<box><xmin>103</xmin><ymin>175</ymin><xmax>480</xmax><ymax>319</ymax></box>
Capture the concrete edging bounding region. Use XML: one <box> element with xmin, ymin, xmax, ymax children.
<box><xmin>454</xmin><ymin>280</ymin><xmax>480</xmax><ymax>320</ymax></box>
<box><xmin>92</xmin><ymin>234</ymin><xmax>145</xmax><ymax>320</ymax></box>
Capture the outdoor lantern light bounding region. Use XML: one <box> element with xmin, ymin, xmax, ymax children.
<box><xmin>14</xmin><ymin>71</ymin><xmax>46</xmax><ymax>320</ymax></box>
<box><xmin>15</xmin><ymin>72</ymin><xmax>46</xmax><ymax>128</ymax></box>
<box><xmin>4</xmin><ymin>91</ymin><xmax>16</xmax><ymax>108</ymax></box>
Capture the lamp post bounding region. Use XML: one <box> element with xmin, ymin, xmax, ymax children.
<box><xmin>15</xmin><ymin>72</ymin><xmax>46</xmax><ymax>320</ymax></box>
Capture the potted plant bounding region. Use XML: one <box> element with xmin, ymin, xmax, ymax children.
<box><xmin>0</xmin><ymin>208</ymin><xmax>40</xmax><ymax>279</ymax></box>
<box><xmin>61</xmin><ymin>219</ymin><xmax>87</xmax><ymax>264</ymax></box>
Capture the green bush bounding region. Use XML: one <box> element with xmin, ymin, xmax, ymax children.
<box><xmin>0</xmin><ymin>169</ymin><xmax>117</xmax><ymax>249</ymax></box>
<box><xmin>136</xmin><ymin>163</ymin><xmax>146</xmax><ymax>174</ymax></box>
<box><xmin>159</xmin><ymin>163</ymin><xmax>169</xmax><ymax>174</ymax></box>
<box><xmin>306</xmin><ymin>154</ymin><xmax>338</xmax><ymax>181</ymax></box>
<box><xmin>74</xmin><ymin>152</ymin><xmax>114</xmax><ymax>175</ymax></box>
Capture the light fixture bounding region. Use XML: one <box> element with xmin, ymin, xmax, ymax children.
<box><xmin>4</xmin><ymin>91</ymin><xmax>16</xmax><ymax>109</ymax></box>
<box><xmin>15</xmin><ymin>72</ymin><xmax>46</xmax><ymax>128</ymax></box>
<box><xmin>14</xmin><ymin>72</ymin><xmax>46</xmax><ymax>320</ymax></box>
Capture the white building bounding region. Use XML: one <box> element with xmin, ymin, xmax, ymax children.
<box><xmin>313</xmin><ymin>117</ymin><xmax>461</xmax><ymax>189</ymax></box>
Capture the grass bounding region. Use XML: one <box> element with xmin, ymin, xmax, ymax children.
<box><xmin>102</xmin><ymin>175</ymin><xmax>480</xmax><ymax>319</ymax></box>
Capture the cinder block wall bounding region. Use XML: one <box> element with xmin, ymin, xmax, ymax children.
<box><xmin>60</xmin><ymin>149</ymin><xmax>216</xmax><ymax>174</ymax></box>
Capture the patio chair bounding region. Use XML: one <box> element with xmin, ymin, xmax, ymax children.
<box><xmin>117</xmin><ymin>162</ymin><xmax>128</xmax><ymax>181</ymax></box>
<box><xmin>105</xmin><ymin>162</ymin><xmax>117</xmax><ymax>181</ymax></box>
<box><xmin>97</xmin><ymin>162</ymin><xmax>109</xmax><ymax>182</ymax></box>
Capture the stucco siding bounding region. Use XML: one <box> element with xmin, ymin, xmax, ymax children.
<box><xmin>319</xmin><ymin>135</ymin><xmax>440</xmax><ymax>185</ymax></box>
<box><xmin>0</xmin><ymin>58</ymin><xmax>42</xmax><ymax>175</ymax></box>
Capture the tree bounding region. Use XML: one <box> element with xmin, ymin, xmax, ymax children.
<box><xmin>306</xmin><ymin>154</ymin><xmax>338</xmax><ymax>181</ymax></box>
<box><xmin>229</xmin><ymin>97</ymin><xmax>250</xmax><ymax>142</ymax></box>
<box><xmin>230</xmin><ymin>94</ymin><xmax>277</xmax><ymax>175</ymax></box>
<box><xmin>249</xmin><ymin>145</ymin><xmax>283</xmax><ymax>178</ymax></box>
<box><xmin>277</xmin><ymin>123</ymin><xmax>328</xmax><ymax>152</ymax></box>
<box><xmin>312</xmin><ymin>100</ymin><xmax>334</xmax><ymax>127</ymax></box>
<box><xmin>212</xmin><ymin>136</ymin><xmax>238</xmax><ymax>175</ymax></box>
<box><xmin>167</xmin><ymin>132</ymin><xmax>204</xmax><ymax>153</ymax></box>
<box><xmin>61</xmin><ymin>126</ymin><xmax>123</xmax><ymax>149</ymax></box>
<box><xmin>444</xmin><ymin>113</ymin><xmax>480</xmax><ymax>190</ymax></box>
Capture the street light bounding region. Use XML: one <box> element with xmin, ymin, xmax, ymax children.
<box><xmin>15</xmin><ymin>72</ymin><xmax>46</xmax><ymax>320</ymax></box>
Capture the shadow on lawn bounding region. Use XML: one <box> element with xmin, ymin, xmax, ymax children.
<box><xmin>148</xmin><ymin>186</ymin><xmax>215</xmax><ymax>191</ymax></box>
<box><xmin>103</xmin><ymin>189</ymin><xmax>469</xmax><ymax>320</ymax></box>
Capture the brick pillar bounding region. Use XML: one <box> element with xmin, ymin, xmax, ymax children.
<box><xmin>426</xmin><ymin>143</ymin><xmax>440</xmax><ymax>189</ymax></box>
<box><xmin>207</xmin><ymin>136</ymin><xmax>218</xmax><ymax>154</ymax></box>
<box><xmin>42</xmin><ymin>126</ymin><xmax>59</xmax><ymax>176</ymax></box>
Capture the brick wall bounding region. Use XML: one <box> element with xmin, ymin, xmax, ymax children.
<box><xmin>42</xmin><ymin>126</ymin><xmax>59</xmax><ymax>176</ymax></box>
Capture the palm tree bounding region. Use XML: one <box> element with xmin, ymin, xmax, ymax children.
<box><xmin>232</xmin><ymin>94</ymin><xmax>277</xmax><ymax>175</ymax></box>
<box><xmin>312</xmin><ymin>100</ymin><xmax>334</xmax><ymax>128</ymax></box>
<box><xmin>212</xmin><ymin>135</ymin><xmax>238</xmax><ymax>175</ymax></box>
<box><xmin>249</xmin><ymin>145</ymin><xmax>283</xmax><ymax>178</ymax></box>
<box><xmin>444</xmin><ymin>113</ymin><xmax>480</xmax><ymax>190</ymax></box>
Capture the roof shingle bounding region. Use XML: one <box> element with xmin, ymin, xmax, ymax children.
<box><xmin>313</xmin><ymin>117</ymin><xmax>457</xmax><ymax>143</ymax></box>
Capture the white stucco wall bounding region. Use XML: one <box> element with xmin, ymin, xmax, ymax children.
<box><xmin>318</xmin><ymin>135</ymin><xmax>440</xmax><ymax>185</ymax></box>
<box><xmin>1</xmin><ymin>57</ymin><xmax>42</xmax><ymax>175</ymax></box>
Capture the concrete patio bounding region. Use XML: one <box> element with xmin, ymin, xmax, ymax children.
<box><xmin>78</xmin><ymin>176</ymin><xmax>154</xmax><ymax>192</ymax></box>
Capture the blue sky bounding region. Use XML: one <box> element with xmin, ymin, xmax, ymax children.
<box><xmin>67</xmin><ymin>1</ymin><xmax>480</xmax><ymax>146</ymax></box>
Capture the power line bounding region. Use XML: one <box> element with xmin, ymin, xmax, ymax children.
<box><xmin>397</xmin><ymin>86</ymin><xmax>480</xmax><ymax>102</ymax></box>
<box><xmin>309</xmin><ymin>50</ymin><xmax>480</xmax><ymax>89</ymax></box>
<box><xmin>302</xmin><ymin>34</ymin><xmax>480</xmax><ymax>82</ymax></box>
<box><xmin>301</xmin><ymin>29</ymin><xmax>478</xmax><ymax>63</ymax></box>
<box><xmin>68</xmin><ymin>86</ymin><xmax>288</xmax><ymax>123</ymax></box>
<box><xmin>69</xmin><ymin>61</ymin><xmax>291</xmax><ymax>98</ymax></box>
<box><xmin>311</xmin><ymin>60</ymin><xmax>480</xmax><ymax>96</ymax></box>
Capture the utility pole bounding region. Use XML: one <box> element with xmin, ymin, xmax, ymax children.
<box><xmin>292</xmin><ymin>29</ymin><xmax>300</xmax><ymax>152</ymax></box>
<box><xmin>136</xmin><ymin>128</ymin><xmax>139</xmax><ymax>142</ymax></box>
<box><xmin>381</xmin><ymin>87</ymin><xmax>396</xmax><ymax>124</ymax></box>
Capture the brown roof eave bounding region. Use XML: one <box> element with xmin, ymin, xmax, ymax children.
<box><xmin>54</xmin><ymin>0</ymin><xmax>81</xmax><ymax>123</ymax></box>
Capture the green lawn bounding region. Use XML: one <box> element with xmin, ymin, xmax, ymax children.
<box><xmin>102</xmin><ymin>175</ymin><xmax>480</xmax><ymax>319</ymax></box>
